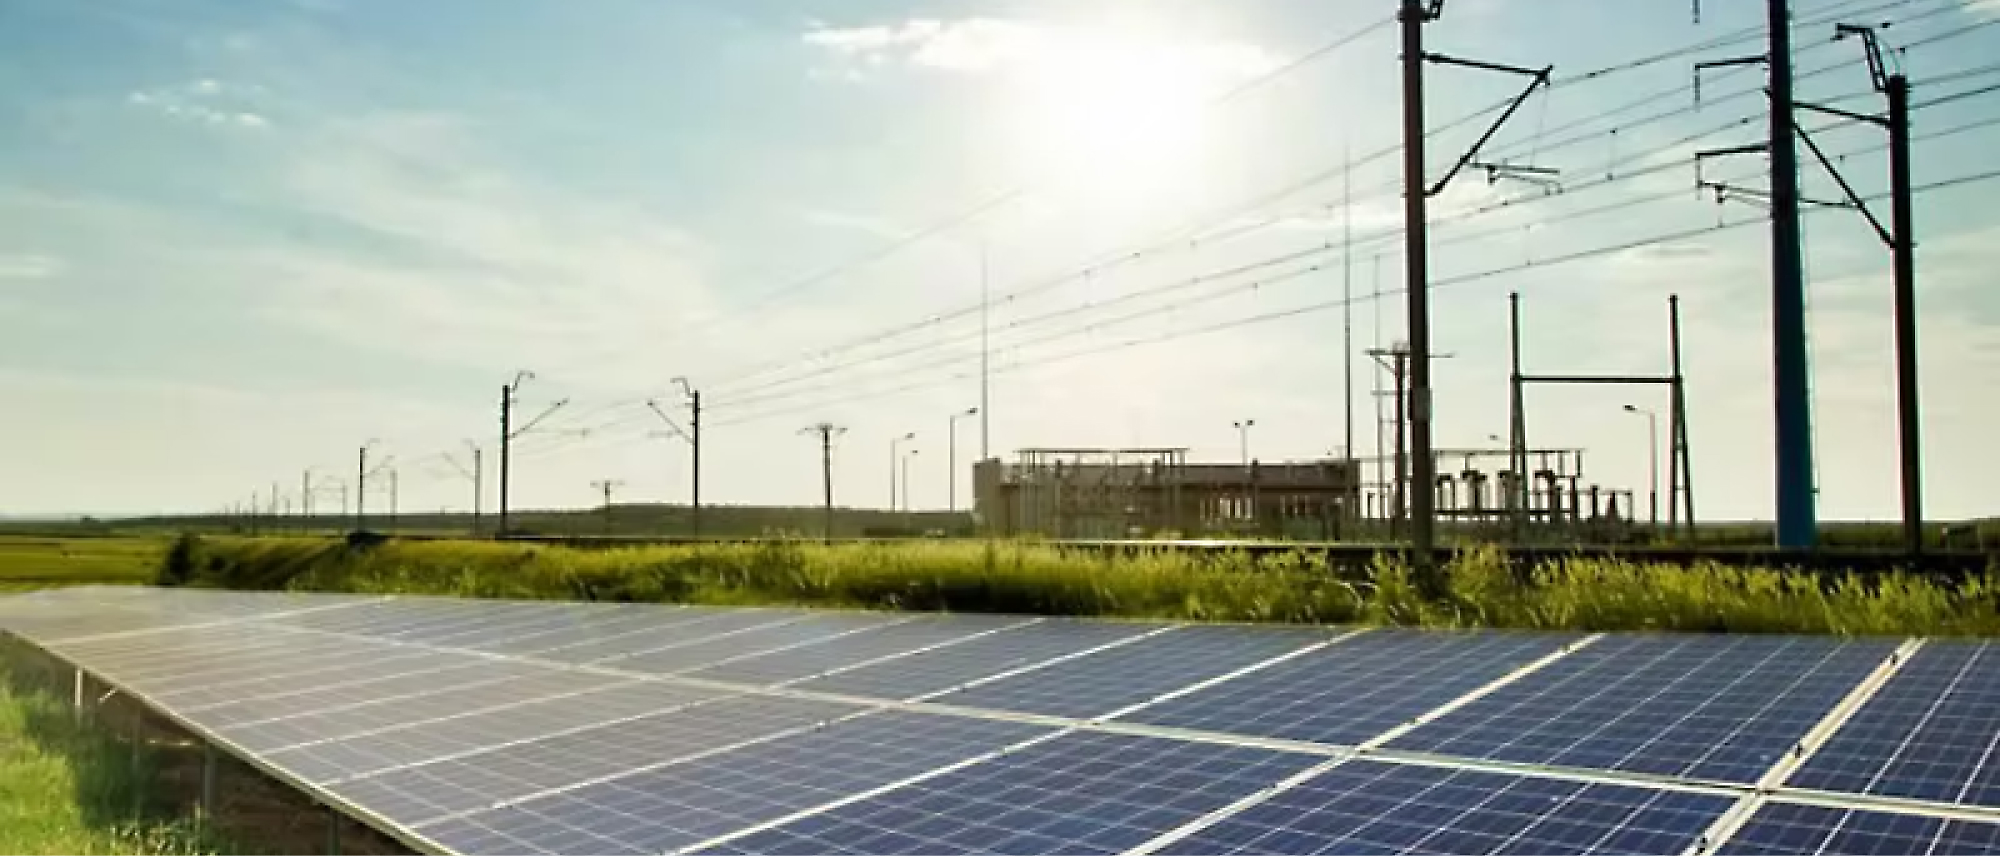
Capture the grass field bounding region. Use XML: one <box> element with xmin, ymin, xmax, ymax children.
<box><xmin>163</xmin><ymin>535</ymin><xmax>2000</xmax><ymax>636</ymax></box>
<box><xmin>0</xmin><ymin>536</ymin><xmax>166</xmax><ymax>592</ymax></box>
<box><xmin>0</xmin><ymin>658</ymin><xmax>226</xmax><ymax>855</ymax></box>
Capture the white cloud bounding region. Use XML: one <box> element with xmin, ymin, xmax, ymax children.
<box><xmin>0</xmin><ymin>253</ymin><xmax>64</xmax><ymax>279</ymax></box>
<box><xmin>1966</xmin><ymin>0</ymin><xmax>2000</xmax><ymax>19</ymax></box>
<box><xmin>802</xmin><ymin>17</ymin><xmax>1283</xmax><ymax>93</ymax></box>
<box><xmin>126</xmin><ymin>78</ymin><xmax>272</xmax><ymax>129</ymax></box>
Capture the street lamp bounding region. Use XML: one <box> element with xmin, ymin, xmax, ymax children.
<box><xmin>1623</xmin><ymin>404</ymin><xmax>1660</xmax><ymax>529</ymax></box>
<box><xmin>1232</xmin><ymin>419</ymin><xmax>1256</xmax><ymax>522</ymax></box>
<box><xmin>902</xmin><ymin>448</ymin><xmax>921</xmax><ymax>515</ymax></box>
<box><xmin>890</xmin><ymin>432</ymin><xmax>915</xmax><ymax>511</ymax></box>
<box><xmin>949</xmin><ymin>407</ymin><xmax>979</xmax><ymax>514</ymax></box>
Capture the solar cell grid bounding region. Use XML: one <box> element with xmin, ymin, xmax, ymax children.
<box><xmin>602</xmin><ymin>612</ymin><xmax>905</xmax><ymax>674</ymax></box>
<box><xmin>327</xmin><ymin>694</ymin><xmax>852</xmax><ymax>824</ymax></box>
<box><xmin>144</xmin><ymin>648</ymin><xmax>457</xmax><ymax>707</ymax></box>
<box><xmin>454</xmin><ymin>606</ymin><xmax>736</xmax><ymax>656</ymax></box>
<box><xmin>1386</xmin><ymin>634</ymin><xmax>1896</xmax><ymax>783</ymax></box>
<box><xmin>1789</xmin><ymin>641</ymin><xmax>2000</xmax><ymax>806</ymax></box>
<box><xmin>184</xmin><ymin>660</ymin><xmax>551</xmax><ymax>726</ymax></box>
<box><xmin>1123</xmin><ymin>629</ymin><xmax>1574</xmax><ymax>746</ymax></box>
<box><xmin>1716</xmin><ymin>801</ymin><xmax>2000</xmax><ymax>855</ymax></box>
<box><xmin>49</xmin><ymin>628</ymin><xmax>311</xmax><ymax>679</ymax></box>
<box><xmin>228</xmin><ymin>668</ymin><xmax>632</xmax><ymax>753</ymax></box>
<box><xmin>1157</xmin><ymin>759</ymin><xmax>1732</xmax><ymax>856</ymax></box>
<box><xmin>532</xmin><ymin>610</ymin><xmax>814</xmax><ymax>664</ymax></box>
<box><xmin>383</xmin><ymin>604</ymin><xmax>611</xmax><ymax>647</ymax></box>
<box><xmin>702</xmin><ymin>730</ymin><xmax>1324</xmax><ymax>855</ymax></box>
<box><xmin>924</xmin><ymin>624</ymin><xmax>1336</xmax><ymax>719</ymax></box>
<box><xmin>687</xmin><ymin>614</ymin><xmax>1029</xmax><ymax>686</ymax></box>
<box><xmin>791</xmin><ymin>619</ymin><xmax>1163</xmax><ymax>700</ymax></box>
<box><xmin>420</xmin><ymin>711</ymin><xmax>1053</xmax><ymax>856</ymax></box>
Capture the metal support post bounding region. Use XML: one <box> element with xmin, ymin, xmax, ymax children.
<box><xmin>199</xmin><ymin>742</ymin><xmax>217</xmax><ymax>828</ymax></box>
<box><xmin>1887</xmin><ymin>74</ymin><xmax>1921</xmax><ymax>554</ymax></box>
<box><xmin>1768</xmin><ymin>0</ymin><xmax>1817</xmax><ymax>548</ymax></box>
<box><xmin>1399</xmin><ymin>0</ymin><xmax>1442</xmax><ymax>588</ymax></box>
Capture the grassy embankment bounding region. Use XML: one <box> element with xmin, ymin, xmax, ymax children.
<box><xmin>165</xmin><ymin>535</ymin><xmax>2000</xmax><ymax>636</ymax></box>
<box><xmin>0</xmin><ymin>535</ymin><xmax>166</xmax><ymax>592</ymax></box>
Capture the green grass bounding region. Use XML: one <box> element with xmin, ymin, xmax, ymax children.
<box><xmin>0</xmin><ymin>659</ymin><xmax>228</xmax><ymax>855</ymax></box>
<box><xmin>164</xmin><ymin>535</ymin><xmax>2000</xmax><ymax>636</ymax></box>
<box><xmin>0</xmin><ymin>536</ymin><xmax>167</xmax><ymax>592</ymax></box>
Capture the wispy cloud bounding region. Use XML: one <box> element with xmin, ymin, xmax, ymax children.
<box><xmin>0</xmin><ymin>253</ymin><xmax>64</xmax><ymax>279</ymax></box>
<box><xmin>802</xmin><ymin>17</ymin><xmax>1283</xmax><ymax>91</ymax></box>
<box><xmin>127</xmin><ymin>79</ymin><xmax>270</xmax><ymax>128</ymax></box>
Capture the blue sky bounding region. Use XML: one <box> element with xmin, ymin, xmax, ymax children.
<box><xmin>2</xmin><ymin>0</ymin><xmax>1997</xmax><ymax>522</ymax></box>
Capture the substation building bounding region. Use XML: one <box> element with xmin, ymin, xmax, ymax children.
<box><xmin>971</xmin><ymin>446</ymin><xmax>1641</xmax><ymax>541</ymax></box>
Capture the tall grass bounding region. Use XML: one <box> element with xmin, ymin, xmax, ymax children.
<box><xmin>161</xmin><ymin>535</ymin><xmax>2000</xmax><ymax>636</ymax></box>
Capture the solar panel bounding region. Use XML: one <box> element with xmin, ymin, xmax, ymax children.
<box><xmin>1788</xmin><ymin>641</ymin><xmax>2000</xmax><ymax>806</ymax></box>
<box><xmin>327</xmin><ymin>694</ymin><xmax>859</xmax><ymax>824</ymax></box>
<box><xmin>700</xmin><ymin>730</ymin><xmax>1324</xmax><ymax>855</ymax></box>
<box><xmin>687</xmin><ymin>614</ymin><xmax>1032</xmax><ymax>686</ymax></box>
<box><xmin>1122</xmin><ymin>629</ymin><xmax>1575</xmax><ymax>746</ymax></box>
<box><xmin>419</xmin><ymin>710</ymin><xmax>1053</xmax><ymax>856</ymax></box>
<box><xmin>1715</xmin><ymin>801</ymin><xmax>2000</xmax><ymax>855</ymax></box>
<box><xmin>921</xmin><ymin>624</ymin><xmax>1336</xmax><ymax>719</ymax></box>
<box><xmin>1386</xmin><ymin>634</ymin><xmax>1898</xmax><ymax>782</ymax></box>
<box><xmin>604</xmin><ymin>612</ymin><xmax>906</xmax><ymax>674</ymax></box>
<box><xmin>791</xmin><ymin>618</ymin><xmax>1164</xmax><ymax>700</ymax></box>
<box><xmin>1157</xmin><ymin>760</ymin><xmax>1732</xmax><ymax>855</ymax></box>
<box><xmin>7</xmin><ymin>586</ymin><xmax>1993</xmax><ymax>856</ymax></box>
<box><xmin>528</xmin><ymin>609</ymin><xmax>817</xmax><ymax>664</ymax></box>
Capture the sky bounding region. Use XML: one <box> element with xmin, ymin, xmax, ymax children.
<box><xmin>2</xmin><ymin>0</ymin><xmax>1998</xmax><ymax>522</ymax></box>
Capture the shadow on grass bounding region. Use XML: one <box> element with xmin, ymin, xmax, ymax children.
<box><xmin>0</xmin><ymin>640</ymin><xmax>408</xmax><ymax>855</ymax></box>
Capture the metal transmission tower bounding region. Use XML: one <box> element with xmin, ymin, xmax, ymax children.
<box><xmin>802</xmin><ymin>422</ymin><xmax>846</xmax><ymax>541</ymax></box>
<box><xmin>1788</xmin><ymin>23</ymin><xmax>1921</xmax><ymax>554</ymax></box>
<box><xmin>498</xmin><ymin>370</ymin><xmax>568</xmax><ymax>537</ymax></box>
<box><xmin>590</xmin><ymin>479</ymin><xmax>625</xmax><ymax>534</ymax></box>
<box><xmin>1689</xmin><ymin>0</ymin><xmax>1819</xmax><ymax>548</ymax></box>
<box><xmin>1397</xmin><ymin>0</ymin><xmax>1553</xmax><ymax>590</ymax></box>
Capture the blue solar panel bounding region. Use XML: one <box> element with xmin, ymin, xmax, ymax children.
<box><xmin>216</xmin><ymin>666</ymin><xmax>626</xmax><ymax>752</ymax></box>
<box><xmin>689</xmin><ymin>615</ymin><xmax>1029</xmax><ymax>686</ymax></box>
<box><xmin>464</xmin><ymin>607</ymin><xmax>748</xmax><ymax>656</ymax></box>
<box><xmin>184</xmin><ymin>660</ymin><xmax>549</xmax><ymax>726</ymax></box>
<box><xmin>1387</xmin><ymin>635</ymin><xmax>1897</xmax><ymax>782</ymax></box>
<box><xmin>1716</xmin><ymin>801</ymin><xmax>2000</xmax><ymax>855</ymax></box>
<box><xmin>328</xmin><ymin>694</ymin><xmax>858</xmax><ymax>824</ymax></box>
<box><xmin>792</xmin><ymin>619</ymin><xmax>1162</xmax><ymax>700</ymax></box>
<box><xmin>419</xmin><ymin>711</ymin><xmax>1052</xmax><ymax>856</ymax></box>
<box><xmin>1160</xmin><ymin>760</ymin><xmax>1731</xmax><ymax>855</ymax></box>
<box><xmin>1789</xmin><ymin>641</ymin><xmax>2000</xmax><ymax>806</ymax></box>
<box><xmin>527</xmin><ymin>609</ymin><xmax>813</xmax><ymax>664</ymax></box>
<box><xmin>606</xmin><ymin>612</ymin><xmax>902</xmax><ymax>674</ymax></box>
<box><xmin>923</xmin><ymin>624</ymin><xmax>1334</xmax><ymax>719</ymax></box>
<box><xmin>1123</xmin><ymin>629</ymin><xmax>1575</xmax><ymax>746</ymax></box>
<box><xmin>705</xmin><ymin>731</ymin><xmax>1323</xmax><ymax>855</ymax></box>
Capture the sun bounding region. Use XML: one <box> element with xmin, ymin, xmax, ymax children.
<box><xmin>998</xmin><ymin>25</ymin><xmax>1273</xmax><ymax>203</ymax></box>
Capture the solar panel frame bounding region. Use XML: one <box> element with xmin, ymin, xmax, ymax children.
<box><xmin>791</xmin><ymin>618</ymin><xmax>1169</xmax><ymax>701</ymax></box>
<box><xmin>598</xmin><ymin>612</ymin><xmax>910</xmax><ymax>675</ymax></box>
<box><xmin>529</xmin><ymin>609</ymin><xmax>821</xmax><ymax>664</ymax></box>
<box><xmin>685</xmin><ymin>614</ymin><xmax>1036</xmax><ymax>687</ymax></box>
<box><xmin>1386</xmin><ymin>634</ymin><xmax>1900</xmax><ymax>783</ymax></box>
<box><xmin>1788</xmin><ymin>641</ymin><xmax>2000</xmax><ymax>807</ymax></box>
<box><xmin>1152</xmin><ymin>759</ymin><xmax>1736</xmax><ymax>856</ymax></box>
<box><xmin>1122</xmin><ymin>629</ymin><xmax>1579</xmax><ymax>746</ymax></box>
<box><xmin>921</xmin><ymin>624</ymin><xmax>1339</xmax><ymax>720</ymax></box>
<box><xmin>419</xmin><ymin>710</ymin><xmax>1056</xmax><ymax>856</ymax></box>
<box><xmin>698</xmin><ymin>730</ymin><xmax>1327</xmax><ymax>855</ymax></box>
<box><xmin>1715</xmin><ymin>800</ymin><xmax>2000</xmax><ymax>855</ymax></box>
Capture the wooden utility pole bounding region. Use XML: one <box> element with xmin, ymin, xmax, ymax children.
<box><xmin>803</xmin><ymin>422</ymin><xmax>845</xmax><ymax>542</ymax></box>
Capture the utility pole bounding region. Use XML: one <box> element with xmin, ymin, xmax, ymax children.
<box><xmin>355</xmin><ymin>439</ymin><xmax>378</xmax><ymax>532</ymax></box>
<box><xmin>388</xmin><ymin>469</ymin><xmax>399</xmax><ymax>533</ymax></box>
<box><xmin>803</xmin><ymin>422</ymin><xmax>845</xmax><ymax>541</ymax></box>
<box><xmin>466</xmin><ymin>441</ymin><xmax>483</xmax><ymax>537</ymax></box>
<box><xmin>671</xmin><ymin>377</ymin><xmax>703</xmax><ymax>539</ymax></box>
<box><xmin>980</xmin><ymin>241</ymin><xmax>992</xmax><ymax>464</ymax></box>
<box><xmin>901</xmin><ymin>448</ymin><xmax>920</xmax><ymax>521</ymax></box>
<box><xmin>1625</xmin><ymin>404</ymin><xmax>1660</xmax><ymax>530</ymax></box>
<box><xmin>300</xmin><ymin>469</ymin><xmax>313</xmax><ymax>524</ymax></box>
<box><xmin>949</xmin><ymin>407</ymin><xmax>978</xmax><ymax>514</ymax></box>
<box><xmin>1342</xmin><ymin>142</ymin><xmax>1356</xmax><ymax>474</ymax></box>
<box><xmin>889</xmin><ymin>432</ymin><xmax>915</xmax><ymax>511</ymax></box>
<box><xmin>590</xmin><ymin>479</ymin><xmax>623</xmax><ymax>535</ymax></box>
<box><xmin>498</xmin><ymin>370</ymin><xmax>566</xmax><ymax>538</ymax></box>
<box><xmin>1400</xmin><ymin>0</ymin><xmax>1442</xmax><ymax>586</ymax></box>
<box><xmin>1768</xmin><ymin>0</ymin><xmax>1817</xmax><ymax>549</ymax></box>
<box><xmin>645</xmin><ymin>397</ymin><xmax>693</xmax><ymax>535</ymax></box>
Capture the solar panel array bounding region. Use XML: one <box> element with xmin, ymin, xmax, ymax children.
<box><xmin>2</xmin><ymin>585</ymin><xmax>1997</xmax><ymax>855</ymax></box>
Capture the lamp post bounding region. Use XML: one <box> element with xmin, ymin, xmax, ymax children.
<box><xmin>890</xmin><ymin>432</ymin><xmax>915</xmax><ymax>511</ymax></box>
<box><xmin>1232</xmin><ymin>419</ymin><xmax>1256</xmax><ymax>522</ymax></box>
<box><xmin>1624</xmin><ymin>404</ymin><xmax>1660</xmax><ymax>529</ymax></box>
<box><xmin>948</xmin><ymin>407</ymin><xmax>978</xmax><ymax>514</ymax></box>
<box><xmin>902</xmin><ymin>448</ymin><xmax>920</xmax><ymax>523</ymax></box>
